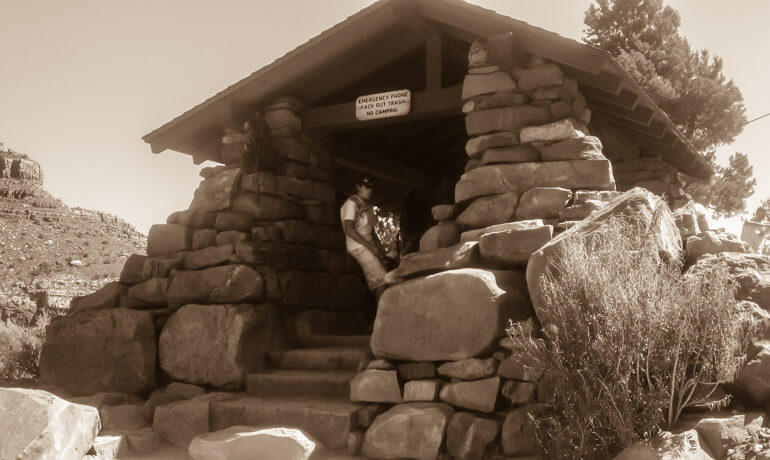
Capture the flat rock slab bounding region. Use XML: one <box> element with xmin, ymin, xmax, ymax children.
<box><xmin>439</xmin><ymin>376</ymin><xmax>500</xmax><ymax>413</ymax></box>
<box><xmin>362</xmin><ymin>402</ymin><xmax>454</xmax><ymax>460</ymax></box>
<box><xmin>397</xmin><ymin>241</ymin><xmax>480</xmax><ymax>279</ymax></box>
<box><xmin>455</xmin><ymin>159</ymin><xmax>615</xmax><ymax>203</ymax></box>
<box><xmin>40</xmin><ymin>308</ymin><xmax>156</xmax><ymax>395</ymax></box>
<box><xmin>478</xmin><ymin>145</ymin><xmax>539</xmax><ymax>165</ymax></box>
<box><xmin>536</xmin><ymin>136</ymin><xmax>603</xmax><ymax>161</ymax></box>
<box><xmin>166</xmin><ymin>264</ymin><xmax>264</xmax><ymax>309</ymax></box>
<box><xmin>462</xmin><ymin>72</ymin><xmax>517</xmax><ymax>99</ymax></box>
<box><xmin>0</xmin><ymin>388</ymin><xmax>100</xmax><ymax>460</ymax></box>
<box><xmin>465</xmin><ymin>105</ymin><xmax>551</xmax><ymax>136</ymax></box>
<box><xmin>159</xmin><ymin>304</ymin><xmax>280</xmax><ymax>388</ymax></box>
<box><xmin>465</xmin><ymin>132</ymin><xmax>518</xmax><ymax>157</ymax></box>
<box><xmin>520</xmin><ymin>118</ymin><xmax>588</xmax><ymax>144</ymax></box>
<box><xmin>461</xmin><ymin>220</ymin><xmax>545</xmax><ymax>243</ymax></box>
<box><xmin>371</xmin><ymin>268</ymin><xmax>532</xmax><ymax>361</ymax></box>
<box><xmin>479</xmin><ymin>225</ymin><xmax>553</xmax><ymax>267</ymax></box>
<box><xmin>189</xmin><ymin>426</ymin><xmax>316</xmax><ymax>460</ymax></box>
<box><xmin>437</xmin><ymin>357</ymin><xmax>497</xmax><ymax>380</ymax></box>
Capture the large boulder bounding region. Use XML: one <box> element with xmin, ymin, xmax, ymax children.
<box><xmin>686</xmin><ymin>252</ymin><xmax>770</xmax><ymax>308</ymax></box>
<box><xmin>455</xmin><ymin>159</ymin><xmax>615</xmax><ymax>203</ymax></box>
<box><xmin>166</xmin><ymin>265</ymin><xmax>264</xmax><ymax>309</ymax></box>
<box><xmin>734</xmin><ymin>341</ymin><xmax>770</xmax><ymax>406</ymax></box>
<box><xmin>527</xmin><ymin>188</ymin><xmax>681</xmax><ymax>325</ymax></box>
<box><xmin>188</xmin><ymin>426</ymin><xmax>316</xmax><ymax>460</ymax></box>
<box><xmin>0</xmin><ymin>388</ymin><xmax>101</xmax><ymax>460</ymax></box>
<box><xmin>684</xmin><ymin>231</ymin><xmax>749</xmax><ymax>265</ymax></box>
<box><xmin>159</xmin><ymin>304</ymin><xmax>285</xmax><ymax>388</ymax></box>
<box><xmin>694</xmin><ymin>412</ymin><xmax>765</xmax><ymax>459</ymax></box>
<box><xmin>40</xmin><ymin>308</ymin><xmax>156</xmax><ymax>395</ymax></box>
<box><xmin>371</xmin><ymin>268</ymin><xmax>532</xmax><ymax>361</ymax></box>
<box><xmin>361</xmin><ymin>403</ymin><xmax>454</xmax><ymax>460</ymax></box>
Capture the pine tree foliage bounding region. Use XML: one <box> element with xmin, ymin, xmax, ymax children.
<box><xmin>584</xmin><ymin>0</ymin><xmax>747</xmax><ymax>153</ymax></box>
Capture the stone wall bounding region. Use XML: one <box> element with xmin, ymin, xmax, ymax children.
<box><xmin>41</xmin><ymin>97</ymin><xmax>371</xmax><ymax>394</ymax></box>
<box><xmin>349</xmin><ymin>39</ymin><xmax>630</xmax><ymax>459</ymax></box>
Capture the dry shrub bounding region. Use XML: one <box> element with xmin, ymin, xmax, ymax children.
<box><xmin>0</xmin><ymin>311</ymin><xmax>51</xmax><ymax>381</ymax></box>
<box><xmin>508</xmin><ymin>215</ymin><xmax>752</xmax><ymax>459</ymax></box>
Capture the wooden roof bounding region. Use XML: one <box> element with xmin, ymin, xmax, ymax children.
<box><xmin>142</xmin><ymin>0</ymin><xmax>712</xmax><ymax>181</ymax></box>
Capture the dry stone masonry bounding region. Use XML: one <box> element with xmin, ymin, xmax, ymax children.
<box><xmin>351</xmin><ymin>39</ymin><xmax>627</xmax><ymax>459</ymax></box>
<box><xmin>41</xmin><ymin>97</ymin><xmax>369</xmax><ymax>395</ymax></box>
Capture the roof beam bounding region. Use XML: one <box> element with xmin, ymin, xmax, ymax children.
<box><xmin>332</xmin><ymin>144</ymin><xmax>432</xmax><ymax>190</ymax></box>
<box><xmin>302</xmin><ymin>85</ymin><xmax>462</xmax><ymax>131</ymax></box>
<box><xmin>587</xmin><ymin>97</ymin><xmax>654</xmax><ymax>126</ymax></box>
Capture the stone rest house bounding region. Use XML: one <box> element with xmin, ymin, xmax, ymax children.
<box><xmin>40</xmin><ymin>0</ymin><xmax>713</xmax><ymax>457</ymax></box>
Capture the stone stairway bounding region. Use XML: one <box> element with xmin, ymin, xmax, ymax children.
<box><xmin>209</xmin><ymin>335</ymin><xmax>373</xmax><ymax>456</ymax></box>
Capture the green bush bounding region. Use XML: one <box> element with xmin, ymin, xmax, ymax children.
<box><xmin>507</xmin><ymin>215</ymin><xmax>753</xmax><ymax>459</ymax></box>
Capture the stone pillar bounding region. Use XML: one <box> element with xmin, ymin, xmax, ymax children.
<box><xmin>353</xmin><ymin>38</ymin><xmax>624</xmax><ymax>459</ymax></box>
<box><xmin>43</xmin><ymin>96</ymin><xmax>371</xmax><ymax>392</ymax></box>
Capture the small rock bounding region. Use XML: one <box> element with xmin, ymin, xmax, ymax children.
<box><xmin>403</xmin><ymin>380</ymin><xmax>442</xmax><ymax>402</ymax></box>
<box><xmin>437</xmin><ymin>358</ymin><xmax>498</xmax><ymax>380</ymax></box>
<box><xmin>188</xmin><ymin>426</ymin><xmax>316</xmax><ymax>460</ymax></box>
<box><xmin>398</xmin><ymin>362</ymin><xmax>436</xmax><ymax>380</ymax></box>
<box><xmin>501</xmin><ymin>380</ymin><xmax>536</xmax><ymax>404</ymax></box>
<box><xmin>439</xmin><ymin>376</ymin><xmax>500</xmax><ymax>413</ymax></box>
<box><xmin>350</xmin><ymin>370</ymin><xmax>402</xmax><ymax>403</ymax></box>
<box><xmin>361</xmin><ymin>403</ymin><xmax>454</xmax><ymax>460</ymax></box>
<box><xmin>447</xmin><ymin>412</ymin><xmax>501</xmax><ymax>460</ymax></box>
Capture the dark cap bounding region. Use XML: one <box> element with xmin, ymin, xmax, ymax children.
<box><xmin>358</xmin><ymin>176</ymin><xmax>375</xmax><ymax>187</ymax></box>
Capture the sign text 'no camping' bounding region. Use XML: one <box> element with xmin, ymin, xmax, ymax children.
<box><xmin>355</xmin><ymin>89</ymin><xmax>411</xmax><ymax>121</ymax></box>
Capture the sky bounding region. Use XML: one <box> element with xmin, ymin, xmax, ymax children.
<box><xmin>1</xmin><ymin>0</ymin><xmax>768</xmax><ymax>235</ymax></box>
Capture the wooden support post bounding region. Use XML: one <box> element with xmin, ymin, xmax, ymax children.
<box><xmin>425</xmin><ymin>34</ymin><xmax>442</xmax><ymax>90</ymax></box>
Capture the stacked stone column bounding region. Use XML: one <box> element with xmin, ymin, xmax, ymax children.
<box><xmin>42</xmin><ymin>97</ymin><xmax>369</xmax><ymax>394</ymax></box>
<box><xmin>350</xmin><ymin>39</ymin><xmax>620</xmax><ymax>459</ymax></box>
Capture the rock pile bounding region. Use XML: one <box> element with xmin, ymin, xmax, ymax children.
<box><xmin>351</xmin><ymin>37</ymin><xmax>625</xmax><ymax>459</ymax></box>
<box><xmin>40</xmin><ymin>97</ymin><xmax>369</xmax><ymax>395</ymax></box>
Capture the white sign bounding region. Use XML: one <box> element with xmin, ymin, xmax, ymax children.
<box><xmin>355</xmin><ymin>89</ymin><xmax>411</xmax><ymax>120</ymax></box>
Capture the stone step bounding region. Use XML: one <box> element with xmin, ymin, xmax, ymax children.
<box><xmin>267</xmin><ymin>347</ymin><xmax>372</xmax><ymax>371</ymax></box>
<box><xmin>297</xmin><ymin>334</ymin><xmax>371</xmax><ymax>349</ymax></box>
<box><xmin>210</xmin><ymin>396</ymin><xmax>362</xmax><ymax>450</ymax></box>
<box><xmin>246</xmin><ymin>369</ymin><xmax>355</xmax><ymax>399</ymax></box>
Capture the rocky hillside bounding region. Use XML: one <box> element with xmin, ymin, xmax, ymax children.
<box><xmin>0</xmin><ymin>149</ymin><xmax>146</xmax><ymax>325</ymax></box>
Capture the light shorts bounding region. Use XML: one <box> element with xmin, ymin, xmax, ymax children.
<box><xmin>348</xmin><ymin>246</ymin><xmax>387</xmax><ymax>291</ymax></box>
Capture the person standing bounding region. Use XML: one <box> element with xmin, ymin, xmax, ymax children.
<box><xmin>340</xmin><ymin>176</ymin><xmax>388</xmax><ymax>300</ymax></box>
